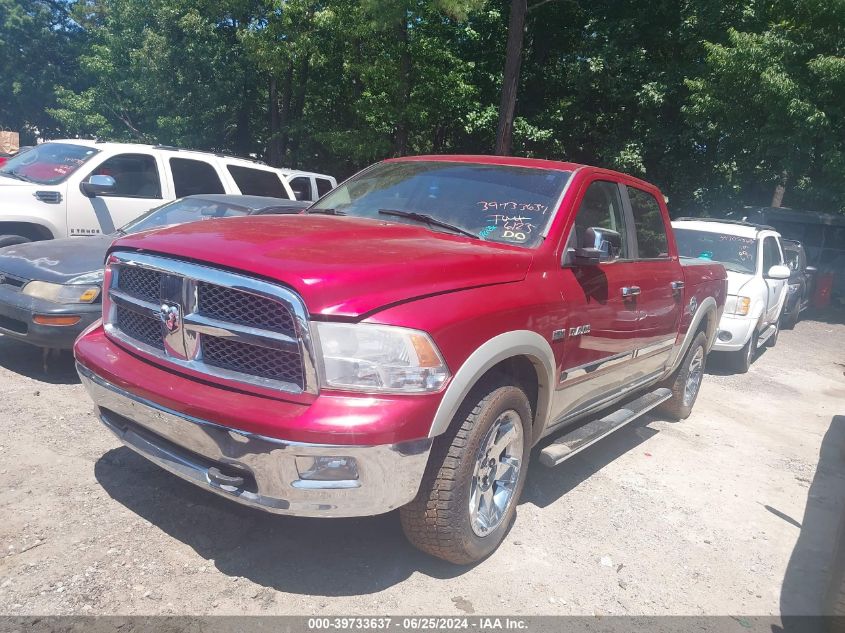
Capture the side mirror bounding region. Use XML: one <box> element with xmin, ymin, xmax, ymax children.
<box><xmin>573</xmin><ymin>226</ymin><xmax>622</xmax><ymax>266</ymax></box>
<box><xmin>80</xmin><ymin>174</ymin><xmax>116</xmax><ymax>198</ymax></box>
<box><xmin>806</xmin><ymin>266</ymin><xmax>817</xmax><ymax>274</ymax></box>
<box><xmin>767</xmin><ymin>264</ymin><xmax>791</xmax><ymax>280</ymax></box>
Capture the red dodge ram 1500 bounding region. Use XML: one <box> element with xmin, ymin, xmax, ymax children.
<box><xmin>75</xmin><ymin>156</ymin><xmax>726</xmax><ymax>563</ymax></box>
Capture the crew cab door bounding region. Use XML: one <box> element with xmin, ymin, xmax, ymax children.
<box><xmin>68</xmin><ymin>152</ymin><xmax>166</xmax><ymax>236</ymax></box>
<box><xmin>549</xmin><ymin>179</ymin><xmax>642</xmax><ymax>423</ymax></box>
<box><xmin>762</xmin><ymin>235</ymin><xmax>787</xmax><ymax>324</ymax></box>
<box><xmin>620</xmin><ymin>184</ymin><xmax>682</xmax><ymax>375</ymax></box>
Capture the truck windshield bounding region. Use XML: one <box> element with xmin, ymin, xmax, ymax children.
<box><xmin>674</xmin><ymin>228</ymin><xmax>758</xmax><ymax>274</ymax></box>
<box><xmin>0</xmin><ymin>143</ymin><xmax>100</xmax><ymax>185</ymax></box>
<box><xmin>309</xmin><ymin>161</ymin><xmax>571</xmax><ymax>248</ymax></box>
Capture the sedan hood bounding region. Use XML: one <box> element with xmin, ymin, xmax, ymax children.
<box><xmin>0</xmin><ymin>235</ymin><xmax>115</xmax><ymax>283</ymax></box>
<box><xmin>110</xmin><ymin>215</ymin><xmax>535</xmax><ymax>318</ymax></box>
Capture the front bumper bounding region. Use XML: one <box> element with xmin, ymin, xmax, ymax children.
<box><xmin>77</xmin><ymin>363</ymin><xmax>432</xmax><ymax>517</ymax></box>
<box><xmin>712</xmin><ymin>313</ymin><xmax>757</xmax><ymax>352</ymax></box>
<box><xmin>0</xmin><ymin>285</ymin><xmax>100</xmax><ymax>349</ymax></box>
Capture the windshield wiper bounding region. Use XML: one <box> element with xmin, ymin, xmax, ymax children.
<box><xmin>0</xmin><ymin>171</ymin><xmax>30</xmax><ymax>182</ymax></box>
<box><xmin>307</xmin><ymin>207</ymin><xmax>346</xmax><ymax>215</ymax></box>
<box><xmin>378</xmin><ymin>209</ymin><xmax>477</xmax><ymax>239</ymax></box>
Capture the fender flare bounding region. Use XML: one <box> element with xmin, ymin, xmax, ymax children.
<box><xmin>667</xmin><ymin>297</ymin><xmax>718</xmax><ymax>373</ymax></box>
<box><xmin>428</xmin><ymin>330</ymin><xmax>556</xmax><ymax>441</ymax></box>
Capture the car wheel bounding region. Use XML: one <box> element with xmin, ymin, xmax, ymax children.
<box><xmin>0</xmin><ymin>234</ymin><xmax>30</xmax><ymax>248</ymax></box>
<box><xmin>658</xmin><ymin>331</ymin><xmax>707</xmax><ymax>421</ymax></box>
<box><xmin>400</xmin><ymin>381</ymin><xmax>532</xmax><ymax>564</ymax></box>
<box><xmin>766</xmin><ymin>317</ymin><xmax>780</xmax><ymax>348</ymax></box>
<box><xmin>732</xmin><ymin>329</ymin><xmax>757</xmax><ymax>374</ymax></box>
<box><xmin>781</xmin><ymin>309</ymin><xmax>798</xmax><ymax>330</ymax></box>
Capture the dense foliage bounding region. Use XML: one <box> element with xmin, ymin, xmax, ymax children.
<box><xmin>2</xmin><ymin>0</ymin><xmax>844</xmax><ymax>214</ymax></box>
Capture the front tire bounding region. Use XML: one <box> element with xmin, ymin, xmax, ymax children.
<box><xmin>731</xmin><ymin>328</ymin><xmax>757</xmax><ymax>374</ymax></box>
<box><xmin>400</xmin><ymin>382</ymin><xmax>532</xmax><ymax>564</ymax></box>
<box><xmin>658</xmin><ymin>331</ymin><xmax>707</xmax><ymax>420</ymax></box>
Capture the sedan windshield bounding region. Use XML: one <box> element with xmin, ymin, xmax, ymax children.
<box><xmin>309</xmin><ymin>161</ymin><xmax>571</xmax><ymax>248</ymax></box>
<box><xmin>119</xmin><ymin>197</ymin><xmax>252</xmax><ymax>235</ymax></box>
<box><xmin>674</xmin><ymin>228</ymin><xmax>758</xmax><ymax>274</ymax></box>
<box><xmin>0</xmin><ymin>143</ymin><xmax>100</xmax><ymax>185</ymax></box>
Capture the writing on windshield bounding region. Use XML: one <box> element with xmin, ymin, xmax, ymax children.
<box><xmin>674</xmin><ymin>228</ymin><xmax>758</xmax><ymax>273</ymax></box>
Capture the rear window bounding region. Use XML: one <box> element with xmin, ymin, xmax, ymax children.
<box><xmin>227</xmin><ymin>165</ymin><xmax>289</xmax><ymax>198</ymax></box>
<box><xmin>170</xmin><ymin>158</ymin><xmax>225</xmax><ymax>197</ymax></box>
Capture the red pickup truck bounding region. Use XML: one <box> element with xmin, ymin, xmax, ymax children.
<box><xmin>75</xmin><ymin>156</ymin><xmax>726</xmax><ymax>563</ymax></box>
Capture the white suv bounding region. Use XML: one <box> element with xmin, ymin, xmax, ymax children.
<box><xmin>0</xmin><ymin>140</ymin><xmax>302</xmax><ymax>246</ymax></box>
<box><xmin>672</xmin><ymin>218</ymin><xmax>791</xmax><ymax>373</ymax></box>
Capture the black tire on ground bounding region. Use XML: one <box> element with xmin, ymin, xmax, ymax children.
<box><xmin>781</xmin><ymin>309</ymin><xmax>798</xmax><ymax>330</ymax></box>
<box><xmin>731</xmin><ymin>329</ymin><xmax>757</xmax><ymax>374</ymax></box>
<box><xmin>0</xmin><ymin>234</ymin><xmax>30</xmax><ymax>248</ymax></box>
<box><xmin>766</xmin><ymin>317</ymin><xmax>780</xmax><ymax>348</ymax></box>
<box><xmin>657</xmin><ymin>331</ymin><xmax>708</xmax><ymax>421</ymax></box>
<box><xmin>399</xmin><ymin>381</ymin><xmax>532</xmax><ymax>564</ymax></box>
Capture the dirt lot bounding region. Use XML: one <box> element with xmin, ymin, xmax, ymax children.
<box><xmin>0</xmin><ymin>316</ymin><xmax>843</xmax><ymax>616</ymax></box>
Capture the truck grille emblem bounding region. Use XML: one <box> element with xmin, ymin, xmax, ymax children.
<box><xmin>160</xmin><ymin>303</ymin><xmax>181</xmax><ymax>333</ymax></box>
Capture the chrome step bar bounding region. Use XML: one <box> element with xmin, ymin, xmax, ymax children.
<box><xmin>539</xmin><ymin>388</ymin><xmax>672</xmax><ymax>467</ymax></box>
<box><xmin>756</xmin><ymin>323</ymin><xmax>777</xmax><ymax>348</ymax></box>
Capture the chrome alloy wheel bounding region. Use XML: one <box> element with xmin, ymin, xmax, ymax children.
<box><xmin>469</xmin><ymin>410</ymin><xmax>524</xmax><ymax>537</ymax></box>
<box><xmin>683</xmin><ymin>346</ymin><xmax>705</xmax><ymax>407</ymax></box>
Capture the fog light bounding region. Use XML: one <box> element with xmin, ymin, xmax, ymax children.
<box><xmin>295</xmin><ymin>456</ymin><xmax>359</xmax><ymax>481</ymax></box>
<box><xmin>718</xmin><ymin>330</ymin><xmax>732</xmax><ymax>342</ymax></box>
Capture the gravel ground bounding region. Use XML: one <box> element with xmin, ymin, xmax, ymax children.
<box><xmin>0</xmin><ymin>315</ymin><xmax>843</xmax><ymax>616</ymax></box>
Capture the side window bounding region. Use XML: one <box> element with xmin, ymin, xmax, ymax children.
<box><xmin>227</xmin><ymin>165</ymin><xmax>289</xmax><ymax>198</ymax></box>
<box><xmin>169</xmin><ymin>158</ymin><xmax>225</xmax><ymax>198</ymax></box>
<box><xmin>566</xmin><ymin>180</ymin><xmax>629</xmax><ymax>263</ymax></box>
<box><xmin>763</xmin><ymin>237</ymin><xmax>782</xmax><ymax>271</ymax></box>
<box><xmin>316</xmin><ymin>177</ymin><xmax>334</xmax><ymax>197</ymax></box>
<box><xmin>91</xmin><ymin>153</ymin><xmax>161</xmax><ymax>199</ymax></box>
<box><xmin>627</xmin><ymin>186</ymin><xmax>669</xmax><ymax>258</ymax></box>
<box><xmin>289</xmin><ymin>176</ymin><xmax>313</xmax><ymax>201</ymax></box>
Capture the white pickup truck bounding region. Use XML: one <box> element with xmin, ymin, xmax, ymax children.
<box><xmin>672</xmin><ymin>218</ymin><xmax>791</xmax><ymax>372</ymax></box>
<box><xmin>0</xmin><ymin>140</ymin><xmax>334</xmax><ymax>246</ymax></box>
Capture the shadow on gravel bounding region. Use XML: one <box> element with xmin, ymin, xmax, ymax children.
<box><xmin>523</xmin><ymin>418</ymin><xmax>659</xmax><ymax>509</ymax></box>
<box><xmin>0</xmin><ymin>336</ymin><xmax>79</xmax><ymax>384</ymax></box>
<box><xmin>94</xmin><ymin>447</ymin><xmax>469</xmax><ymax>595</ymax></box>
<box><xmin>780</xmin><ymin>415</ymin><xmax>845</xmax><ymax>619</ymax></box>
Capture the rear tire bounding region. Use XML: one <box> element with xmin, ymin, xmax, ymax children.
<box><xmin>658</xmin><ymin>332</ymin><xmax>707</xmax><ymax>421</ymax></box>
<box><xmin>0</xmin><ymin>234</ymin><xmax>30</xmax><ymax>248</ymax></box>
<box><xmin>400</xmin><ymin>381</ymin><xmax>532</xmax><ymax>564</ymax></box>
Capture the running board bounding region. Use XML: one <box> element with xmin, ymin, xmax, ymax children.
<box><xmin>756</xmin><ymin>324</ymin><xmax>776</xmax><ymax>348</ymax></box>
<box><xmin>539</xmin><ymin>388</ymin><xmax>672</xmax><ymax>467</ymax></box>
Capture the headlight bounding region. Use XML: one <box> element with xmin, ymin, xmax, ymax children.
<box><xmin>725</xmin><ymin>295</ymin><xmax>751</xmax><ymax>316</ymax></box>
<box><xmin>22</xmin><ymin>281</ymin><xmax>101</xmax><ymax>304</ymax></box>
<box><xmin>313</xmin><ymin>322</ymin><xmax>449</xmax><ymax>393</ymax></box>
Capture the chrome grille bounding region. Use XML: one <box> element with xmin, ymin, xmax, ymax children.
<box><xmin>116</xmin><ymin>306</ymin><xmax>164</xmax><ymax>350</ymax></box>
<box><xmin>117</xmin><ymin>266</ymin><xmax>162</xmax><ymax>303</ymax></box>
<box><xmin>198</xmin><ymin>282</ymin><xmax>295</xmax><ymax>335</ymax></box>
<box><xmin>202</xmin><ymin>336</ymin><xmax>304</xmax><ymax>385</ymax></box>
<box><xmin>104</xmin><ymin>253</ymin><xmax>315</xmax><ymax>394</ymax></box>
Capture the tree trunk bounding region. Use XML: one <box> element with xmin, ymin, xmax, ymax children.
<box><xmin>268</xmin><ymin>75</ymin><xmax>281</xmax><ymax>166</ymax></box>
<box><xmin>278</xmin><ymin>62</ymin><xmax>294</xmax><ymax>160</ymax></box>
<box><xmin>393</xmin><ymin>16</ymin><xmax>411</xmax><ymax>157</ymax></box>
<box><xmin>771</xmin><ymin>170</ymin><xmax>788</xmax><ymax>208</ymax></box>
<box><xmin>495</xmin><ymin>0</ymin><xmax>527</xmax><ymax>156</ymax></box>
<box><xmin>288</xmin><ymin>56</ymin><xmax>310</xmax><ymax>168</ymax></box>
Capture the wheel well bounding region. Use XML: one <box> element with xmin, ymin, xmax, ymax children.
<box><xmin>478</xmin><ymin>355</ymin><xmax>542</xmax><ymax>438</ymax></box>
<box><xmin>0</xmin><ymin>222</ymin><xmax>54</xmax><ymax>242</ymax></box>
<box><xmin>696</xmin><ymin>308</ymin><xmax>717</xmax><ymax>348</ymax></box>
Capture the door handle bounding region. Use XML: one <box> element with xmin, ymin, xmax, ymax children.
<box><xmin>621</xmin><ymin>286</ymin><xmax>641</xmax><ymax>298</ymax></box>
<box><xmin>671</xmin><ymin>280</ymin><xmax>685</xmax><ymax>291</ymax></box>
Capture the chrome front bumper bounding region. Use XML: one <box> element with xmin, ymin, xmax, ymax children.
<box><xmin>77</xmin><ymin>363</ymin><xmax>432</xmax><ymax>517</ymax></box>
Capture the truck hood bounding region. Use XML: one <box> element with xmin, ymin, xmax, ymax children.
<box><xmin>109</xmin><ymin>215</ymin><xmax>535</xmax><ymax>318</ymax></box>
<box><xmin>725</xmin><ymin>269</ymin><xmax>756</xmax><ymax>296</ymax></box>
<box><xmin>0</xmin><ymin>235</ymin><xmax>114</xmax><ymax>283</ymax></box>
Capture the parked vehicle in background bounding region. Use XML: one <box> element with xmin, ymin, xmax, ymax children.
<box><xmin>781</xmin><ymin>239</ymin><xmax>816</xmax><ymax>329</ymax></box>
<box><xmin>0</xmin><ymin>194</ymin><xmax>305</xmax><ymax>350</ymax></box>
<box><xmin>75</xmin><ymin>155</ymin><xmax>726</xmax><ymax>563</ymax></box>
<box><xmin>672</xmin><ymin>218</ymin><xmax>790</xmax><ymax>373</ymax></box>
<box><xmin>0</xmin><ymin>140</ymin><xmax>299</xmax><ymax>246</ymax></box>
<box><xmin>279</xmin><ymin>169</ymin><xmax>337</xmax><ymax>201</ymax></box>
